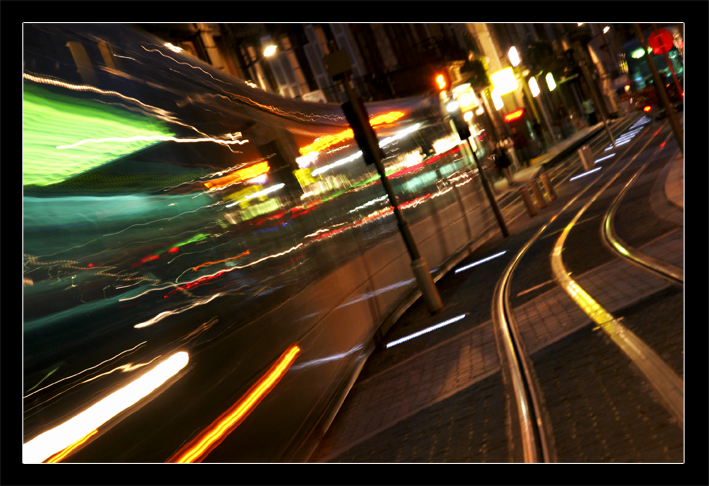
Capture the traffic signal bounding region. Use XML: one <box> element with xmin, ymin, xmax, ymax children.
<box><xmin>435</xmin><ymin>71</ymin><xmax>451</xmax><ymax>92</ymax></box>
<box><xmin>446</xmin><ymin>100</ymin><xmax>471</xmax><ymax>140</ymax></box>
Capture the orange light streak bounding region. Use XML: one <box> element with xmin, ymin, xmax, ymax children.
<box><xmin>44</xmin><ymin>429</ymin><xmax>98</xmax><ymax>463</ymax></box>
<box><xmin>298</xmin><ymin>111</ymin><xmax>406</xmax><ymax>156</ymax></box>
<box><xmin>167</xmin><ymin>344</ymin><xmax>301</xmax><ymax>463</ymax></box>
<box><xmin>192</xmin><ymin>250</ymin><xmax>250</xmax><ymax>272</ymax></box>
<box><xmin>204</xmin><ymin>162</ymin><xmax>270</xmax><ymax>191</ymax></box>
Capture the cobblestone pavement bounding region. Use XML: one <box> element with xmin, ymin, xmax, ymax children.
<box><xmin>307</xmin><ymin>118</ymin><xmax>684</xmax><ymax>464</ymax></box>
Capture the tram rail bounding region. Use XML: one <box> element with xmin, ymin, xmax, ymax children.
<box><xmin>490</xmin><ymin>114</ymin><xmax>683</xmax><ymax>461</ymax></box>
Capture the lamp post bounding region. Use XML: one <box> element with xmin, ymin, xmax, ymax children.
<box><xmin>241</xmin><ymin>43</ymin><xmax>278</xmax><ymax>90</ymax></box>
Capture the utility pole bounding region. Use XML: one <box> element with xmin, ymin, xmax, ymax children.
<box><xmin>634</xmin><ymin>23</ymin><xmax>684</xmax><ymax>154</ymax></box>
<box><xmin>322</xmin><ymin>50</ymin><xmax>444</xmax><ymax>314</ymax></box>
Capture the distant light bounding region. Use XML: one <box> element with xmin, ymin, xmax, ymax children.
<box><xmin>455</xmin><ymin>250</ymin><xmax>506</xmax><ymax>273</ymax></box>
<box><xmin>446</xmin><ymin>100</ymin><xmax>461</xmax><ymax>113</ymax></box>
<box><xmin>491</xmin><ymin>67</ymin><xmax>518</xmax><ymax>95</ymax></box>
<box><xmin>643</xmin><ymin>106</ymin><xmax>652</xmax><ymax>112</ymax></box>
<box><xmin>263</xmin><ymin>45</ymin><xmax>277</xmax><ymax>57</ymax></box>
<box><xmin>164</xmin><ymin>43</ymin><xmax>183</xmax><ymax>53</ymax></box>
<box><xmin>624</xmin><ymin>85</ymin><xmax>631</xmax><ymax>92</ymax></box>
<box><xmin>569</xmin><ymin>167</ymin><xmax>601</xmax><ymax>181</ymax></box>
<box><xmin>475</xmin><ymin>106</ymin><xmax>484</xmax><ymax>115</ymax></box>
<box><xmin>529</xmin><ymin>77</ymin><xmax>540</xmax><ymax>97</ymax></box>
<box><xmin>578</xmin><ymin>23</ymin><xmax>584</xmax><ymax>26</ymax></box>
<box><xmin>463</xmin><ymin>111</ymin><xmax>473</xmax><ymax>121</ymax></box>
<box><xmin>491</xmin><ymin>89</ymin><xmax>504</xmax><ymax>110</ymax></box>
<box><xmin>436</xmin><ymin>74</ymin><xmax>448</xmax><ymax>90</ymax></box>
<box><xmin>504</xmin><ymin>108</ymin><xmax>525</xmax><ymax>122</ymax></box>
<box><xmin>546</xmin><ymin>72</ymin><xmax>556</xmax><ymax>91</ymax></box>
<box><xmin>386</xmin><ymin>314</ymin><xmax>467</xmax><ymax>348</ymax></box>
<box><xmin>508</xmin><ymin>46</ymin><xmax>521</xmax><ymax>67</ymax></box>
<box><xmin>458</xmin><ymin>92</ymin><xmax>473</xmax><ymax>109</ymax></box>
<box><xmin>603</xmin><ymin>26</ymin><xmax>610</xmax><ymax>34</ymax></box>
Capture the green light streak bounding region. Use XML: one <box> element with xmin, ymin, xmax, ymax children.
<box><xmin>23</xmin><ymin>83</ymin><xmax>174</xmax><ymax>186</ymax></box>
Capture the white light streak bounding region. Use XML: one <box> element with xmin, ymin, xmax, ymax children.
<box><xmin>23</xmin><ymin>351</ymin><xmax>189</xmax><ymax>463</ymax></box>
<box><xmin>455</xmin><ymin>251</ymin><xmax>506</xmax><ymax>274</ymax></box>
<box><xmin>386</xmin><ymin>314</ymin><xmax>467</xmax><ymax>348</ymax></box>
<box><xmin>57</xmin><ymin>134</ymin><xmax>249</xmax><ymax>150</ymax></box>
<box><xmin>569</xmin><ymin>167</ymin><xmax>602</xmax><ymax>181</ymax></box>
<box><xmin>594</xmin><ymin>153</ymin><xmax>616</xmax><ymax>163</ymax></box>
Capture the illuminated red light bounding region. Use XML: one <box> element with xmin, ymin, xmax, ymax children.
<box><xmin>168</xmin><ymin>247</ymin><xmax>179</xmax><ymax>253</ymax></box>
<box><xmin>88</xmin><ymin>263</ymin><xmax>93</xmax><ymax>267</ymax></box>
<box><xmin>643</xmin><ymin>106</ymin><xmax>652</xmax><ymax>112</ymax></box>
<box><xmin>504</xmin><ymin>108</ymin><xmax>524</xmax><ymax>122</ymax></box>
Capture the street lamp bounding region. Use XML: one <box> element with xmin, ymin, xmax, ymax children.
<box><xmin>242</xmin><ymin>44</ymin><xmax>278</xmax><ymax>90</ymax></box>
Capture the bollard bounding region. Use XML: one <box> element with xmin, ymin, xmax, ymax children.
<box><xmin>578</xmin><ymin>145</ymin><xmax>594</xmax><ymax>172</ymax></box>
<box><xmin>519</xmin><ymin>187</ymin><xmax>538</xmax><ymax>217</ymax></box>
<box><xmin>529</xmin><ymin>179</ymin><xmax>547</xmax><ymax>209</ymax></box>
<box><xmin>540</xmin><ymin>172</ymin><xmax>557</xmax><ymax>200</ymax></box>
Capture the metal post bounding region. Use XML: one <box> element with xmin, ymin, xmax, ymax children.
<box><xmin>634</xmin><ymin>24</ymin><xmax>683</xmax><ymax>154</ymax></box>
<box><xmin>465</xmin><ymin>137</ymin><xmax>509</xmax><ymax>238</ymax></box>
<box><xmin>529</xmin><ymin>179</ymin><xmax>547</xmax><ymax>209</ymax></box>
<box><xmin>323</xmin><ymin>50</ymin><xmax>444</xmax><ymax>314</ymax></box>
<box><xmin>519</xmin><ymin>187</ymin><xmax>538</xmax><ymax>217</ymax></box>
<box><xmin>539</xmin><ymin>172</ymin><xmax>557</xmax><ymax>200</ymax></box>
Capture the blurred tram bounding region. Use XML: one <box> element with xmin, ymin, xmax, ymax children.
<box><xmin>23</xmin><ymin>23</ymin><xmax>493</xmax><ymax>463</ymax></box>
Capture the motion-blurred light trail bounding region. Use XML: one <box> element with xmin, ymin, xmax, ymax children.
<box><xmin>167</xmin><ymin>345</ymin><xmax>301</xmax><ymax>463</ymax></box>
<box><xmin>23</xmin><ymin>351</ymin><xmax>189</xmax><ymax>463</ymax></box>
<box><xmin>569</xmin><ymin>167</ymin><xmax>602</xmax><ymax>181</ymax></box>
<box><xmin>455</xmin><ymin>251</ymin><xmax>506</xmax><ymax>274</ymax></box>
<box><xmin>386</xmin><ymin>314</ymin><xmax>467</xmax><ymax>348</ymax></box>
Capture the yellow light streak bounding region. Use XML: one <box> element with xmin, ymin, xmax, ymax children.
<box><xmin>23</xmin><ymin>351</ymin><xmax>189</xmax><ymax>463</ymax></box>
<box><xmin>204</xmin><ymin>162</ymin><xmax>269</xmax><ymax>191</ymax></box>
<box><xmin>167</xmin><ymin>344</ymin><xmax>300</xmax><ymax>463</ymax></box>
<box><xmin>299</xmin><ymin>111</ymin><xmax>405</xmax><ymax>156</ymax></box>
<box><xmin>44</xmin><ymin>429</ymin><xmax>98</xmax><ymax>463</ymax></box>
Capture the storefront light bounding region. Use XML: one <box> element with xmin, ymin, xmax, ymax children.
<box><xmin>529</xmin><ymin>77</ymin><xmax>540</xmax><ymax>97</ymax></box>
<box><xmin>490</xmin><ymin>68</ymin><xmax>518</xmax><ymax>95</ymax></box>
<box><xmin>545</xmin><ymin>72</ymin><xmax>556</xmax><ymax>91</ymax></box>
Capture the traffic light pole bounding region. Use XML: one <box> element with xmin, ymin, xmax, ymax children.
<box><xmin>323</xmin><ymin>50</ymin><xmax>443</xmax><ymax>314</ymax></box>
<box><xmin>633</xmin><ymin>24</ymin><xmax>683</xmax><ymax>155</ymax></box>
<box><xmin>461</xmin><ymin>126</ymin><xmax>510</xmax><ymax>239</ymax></box>
<box><xmin>447</xmin><ymin>97</ymin><xmax>509</xmax><ymax>239</ymax></box>
<box><xmin>343</xmin><ymin>77</ymin><xmax>443</xmax><ymax>314</ymax></box>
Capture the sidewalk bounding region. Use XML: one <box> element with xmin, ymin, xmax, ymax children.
<box><xmin>491</xmin><ymin>122</ymin><xmax>606</xmax><ymax>198</ymax></box>
<box><xmin>664</xmin><ymin>153</ymin><xmax>684</xmax><ymax>210</ymax></box>
<box><xmin>306</xmin><ymin>114</ymin><xmax>683</xmax><ymax>463</ymax></box>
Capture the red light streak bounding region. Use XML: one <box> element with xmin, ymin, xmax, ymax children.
<box><xmin>166</xmin><ymin>344</ymin><xmax>301</xmax><ymax>463</ymax></box>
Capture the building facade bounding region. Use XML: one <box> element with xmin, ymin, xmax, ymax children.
<box><xmin>136</xmin><ymin>23</ymin><xmax>476</xmax><ymax>103</ymax></box>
